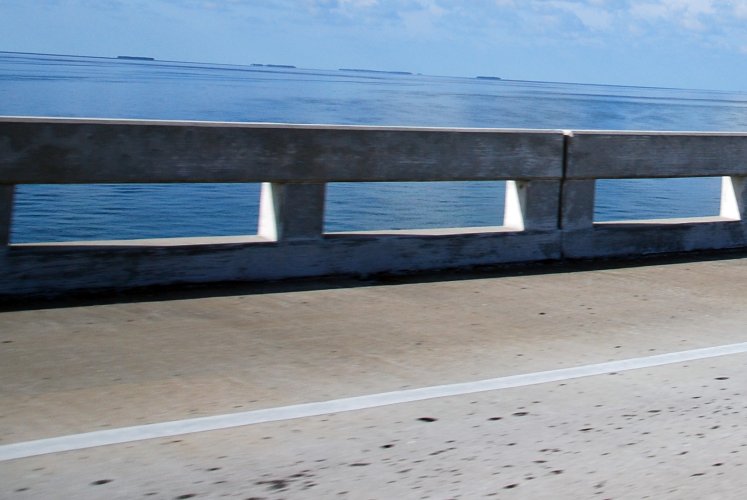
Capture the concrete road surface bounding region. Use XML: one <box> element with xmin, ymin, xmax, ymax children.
<box><xmin>2</xmin><ymin>255</ymin><xmax>747</xmax><ymax>499</ymax></box>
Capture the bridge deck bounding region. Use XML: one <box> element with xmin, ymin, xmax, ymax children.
<box><xmin>2</xmin><ymin>255</ymin><xmax>747</xmax><ymax>498</ymax></box>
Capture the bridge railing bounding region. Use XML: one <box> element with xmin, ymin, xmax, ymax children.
<box><xmin>1</xmin><ymin>117</ymin><xmax>746</xmax><ymax>296</ymax></box>
<box><xmin>563</xmin><ymin>131</ymin><xmax>747</xmax><ymax>257</ymax></box>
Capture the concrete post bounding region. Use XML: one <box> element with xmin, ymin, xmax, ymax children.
<box><xmin>560</xmin><ymin>180</ymin><xmax>596</xmax><ymax>230</ymax></box>
<box><xmin>258</xmin><ymin>182</ymin><xmax>326</xmax><ymax>241</ymax></box>
<box><xmin>720</xmin><ymin>176</ymin><xmax>747</xmax><ymax>220</ymax></box>
<box><xmin>503</xmin><ymin>180</ymin><xmax>561</xmax><ymax>231</ymax></box>
<box><xmin>0</xmin><ymin>185</ymin><xmax>14</xmax><ymax>246</ymax></box>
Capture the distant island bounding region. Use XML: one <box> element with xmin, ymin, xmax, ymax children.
<box><xmin>476</xmin><ymin>76</ymin><xmax>502</xmax><ymax>80</ymax></box>
<box><xmin>340</xmin><ymin>68</ymin><xmax>413</xmax><ymax>75</ymax></box>
<box><xmin>251</xmin><ymin>63</ymin><xmax>296</xmax><ymax>69</ymax></box>
<box><xmin>117</xmin><ymin>56</ymin><xmax>155</xmax><ymax>61</ymax></box>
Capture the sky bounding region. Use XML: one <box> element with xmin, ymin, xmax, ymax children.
<box><xmin>3</xmin><ymin>0</ymin><xmax>747</xmax><ymax>90</ymax></box>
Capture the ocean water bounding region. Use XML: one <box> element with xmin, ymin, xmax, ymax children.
<box><xmin>3</xmin><ymin>52</ymin><xmax>747</xmax><ymax>242</ymax></box>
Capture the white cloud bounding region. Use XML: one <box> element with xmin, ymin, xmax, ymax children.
<box><xmin>339</xmin><ymin>0</ymin><xmax>379</xmax><ymax>5</ymax></box>
<box><xmin>630</xmin><ymin>2</ymin><xmax>668</xmax><ymax>20</ymax></box>
<box><xmin>631</xmin><ymin>0</ymin><xmax>706</xmax><ymax>30</ymax></box>
<box><xmin>735</xmin><ymin>1</ymin><xmax>747</xmax><ymax>18</ymax></box>
<box><xmin>42</xmin><ymin>0</ymin><xmax>747</xmax><ymax>61</ymax></box>
<box><xmin>545</xmin><ymin>1</ymin><xmax>614</xmax><ymax>30</ymax></box>
<box><xmin>292</xmin><ymin>0</ymin><xmax>747</xmax><ymax>54</ymax></box>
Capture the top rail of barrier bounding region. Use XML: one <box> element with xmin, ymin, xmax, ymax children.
<box><xmin>0</xmin><ymin>117</ymin><xmax>564</xmax><ymax>183</ymax></box>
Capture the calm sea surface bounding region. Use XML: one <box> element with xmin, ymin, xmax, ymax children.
<box><xmin>3</xmin><ymin>52</ymin><xmax>747</xmax><ymax>242</ymax></box>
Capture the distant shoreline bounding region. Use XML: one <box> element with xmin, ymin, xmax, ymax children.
<box><xmin>0</xmin><ymin>49</ymin><xmax>712</xmax><ymax>92</ymax></box>
<box><xmin>339</xmin><ymin>68</ymin><xmax>413</xmax><ymax>76</ymax></box>
<box><xmin>251</xmin><ymin>63</ymin><xmax>296</xmax><ymax>69</ymax></box>
<box><xmin>117</xmin><ymin>55</ymin><xmax>155</xmax><ymax>61</ymax></box>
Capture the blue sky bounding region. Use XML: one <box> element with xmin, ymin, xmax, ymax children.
<box><xmin>3</xmin><ymin>0</ymin><xmax>747</xmax><ymax>90</ymax></box>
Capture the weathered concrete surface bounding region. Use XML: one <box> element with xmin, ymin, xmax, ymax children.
<box><xmin>0</xmin><ymin>118</ymin><xmax>563</xmax><ymax>183</ymax></box>
<box><xmin>0</xmin><ymin>230</ymin><xmax>562</xmax><ymax>296</ymax></box>
<box><xmin>2</xmin><ymin>256</ymin><xmax>747</xmax><ymax>498</ymax></box>
<box><xmin>258</xmin><ymin>182</ymin><xmax>326</xmax><ymax>241</ymax></box>
<box><xmin>563</xmin><ymin>218</ymin><xmax>747</xmax><ymax>258</ymax></box>
<box><xmin>566</xmin><ymin>131</ymin><xmax>747</xmax><ymax>178</ymax></box>
<box><xmin>0</xmin><ymin>184</ymin><xmax>13</xmax><ymax>246</ymax></box>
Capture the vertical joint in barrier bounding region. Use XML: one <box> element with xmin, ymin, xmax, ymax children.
<box><xmin>559</xmin><ymin>131</ymin><xmax>596</xmax><ymax>231</ymax></box>
<box><xmin>560</xmin><ymin>179</ymin><xmax>596</xmax><ymax>230</ymax></box>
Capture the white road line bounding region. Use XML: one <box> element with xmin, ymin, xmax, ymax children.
<box><xmin>3</xmin><ymin>341</ymin><xmax>747</xmax><ymax>462</ymax></box>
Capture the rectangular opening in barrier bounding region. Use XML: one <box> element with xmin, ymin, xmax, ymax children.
<box><xmin>594</xmin><ymin>177</ymin><xmax>721</xmax><ymax>223</ymax></box>
<box><xmin>11</xmin><ymin>184</ymin><xmax>261</xmax><ymax>244</ymax></box>
<box><xmin>325</xmin><ymin>181</ymin><xmax>506</xmax><ymax>233</ymax></box>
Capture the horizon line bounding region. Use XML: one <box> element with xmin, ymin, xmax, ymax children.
<box><xmin>0</xmin><ymin>49</ymin><xmax>729</xmax><ymax>93</ymax></box>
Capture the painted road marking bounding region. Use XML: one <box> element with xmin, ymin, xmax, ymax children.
<box><xmin>3</xmin><ymin>341</ymin><xmax>747</xmax><ymax>462</ymax></box>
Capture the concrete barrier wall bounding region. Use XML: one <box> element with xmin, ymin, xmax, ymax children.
<box><xmin>1</xmin><ymin>117</ymin><xmax>746</xmax><ymax>296</ymax></box>
<box><xmin>563</xmin><ymin>131</ymin><xmax>747</xmax><ymax>258</ymax></box>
